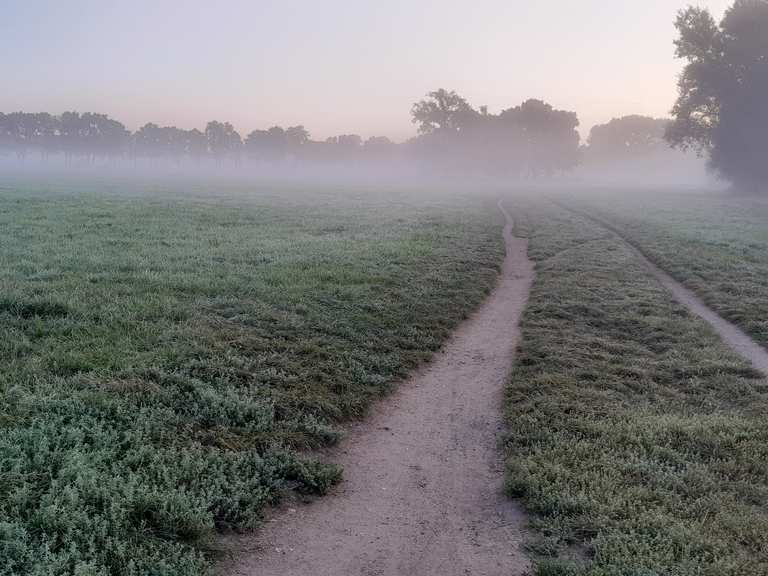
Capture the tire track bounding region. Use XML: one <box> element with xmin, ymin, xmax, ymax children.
<box><xmin>557</xmin><ymin>201</ymin><xmax>768</xmax><ymax>376</ymax></box>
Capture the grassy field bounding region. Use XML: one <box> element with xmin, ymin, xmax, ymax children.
<box><xmin>504</xmin><ymin>198</ymin><xmax>768</xmax><ymax>575</ymax></box>
<box><xmin>565</xmin><ymin>190</ymin><xmax>768</xmax><ymax>349</ymax></box>
<box><xmin>0</xmin><ymin>177</ymin><xmax>504</xmax><ymax>575</ymax></box>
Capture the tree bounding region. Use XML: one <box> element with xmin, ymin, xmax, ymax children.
<box><xmin>364</xmin><ymin>136</ymin><xmax>394</xmax><ymax>150</ymax></box>
<box><xmin>59</xmin><ymin>111</ymin><xmax>83</xmax><ymax>163</ymax></box>
<box><xmin>499</xmin><ymin>99</ymin><xmax>581</xmax><ymax>176</ymax></box>
<box><xmin>411</xmin><ymin>89</ymin><xmax>476</xmax><ymax>134</ymax></box>
<box><xmin>34</xmin><ymin>113</ymin><xmax>60</xmax><ymax>159</ymax></box>
<box><xmin>667</xmin><ymin>0</ymin><xmax>768</xmax><ymax>190</ymax></box>
<box><xmin>325</xmin><ymin>134</ymin><xmax>363</xmax><ymax>148</ymax></box>
<box><xmin>205</xmin><ymin>121</ymin><xmax>242</xmax><ymax>162</ymax></box>
<box><xmin>408</xmin><ymin>90</ymin><xmax>581</xmax><ymax>177</ymax></box>
<box><xmin>284</xmin><ymin>126</ymin><xmax>310</xmax><ymax>150</ymax></box>
<box><xmin>322</xmin><ymin>134</ymin><xmax>363</xmax><ymax>163</ymax></box>
<box><xmin>56</xmin><ymin>112</ymin><xmax>129</xmax><ymax>163</ymax></box>
<box><xmin>133</xmin><ymin>123</ymin><xmax>179</xmax><ymax>161</ymax></box>
<box><xmin>588</xmin><ymin>116</ymin><xmax>670</xmax><ymax>162</ymax></box>
<box><xmin>362</xmin><ymin>136</ymin><xmax>397</xmax><ymax>163</ymax></box>
<box><xmin>245</xmin><ymin>126</ymin><xmax>287</xmax><ymax>161</ymax></box>
<box><xmin>0</xmin><ymin>113</ymin><xmax>8</xmax><ymax>154</ymax></box>
<box><xmin>0</xmin><ymin>112</ymin><xmax>61</xmax><ymax>161</ymax></box>
<box><xmin>84</xmin><ymin>113</ymin><xmax>129</xmax><ymax>160</ymax></box>
<box><xmin>185</xmin><ymin>129</ymin><xmax>207</xmax><ymax>163</ymax></box>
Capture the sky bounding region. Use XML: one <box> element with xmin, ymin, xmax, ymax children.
<box><xmin>0</xmin><ymin>0</ymin><xmax>733</xmax><ymax>142</ymax></box>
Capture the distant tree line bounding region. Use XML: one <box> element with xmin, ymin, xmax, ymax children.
<box><xmin>0</xmin><ymin>112</ymin><xmax>130</xmax><ymax>165</ymax></box>
<box><xmin>0</xmin><ymin>102</ymin><xmax>694</xmax><ymax>180</ymax></box>
<box><xmin>0</xmin><ymin>110</ymin><xmax>403</xmax><ymax>169</ymax></box>
<box><xmin>1</xmin><ymin>0</ymin><xmax>764</xmax><ymax>188</ymax></box>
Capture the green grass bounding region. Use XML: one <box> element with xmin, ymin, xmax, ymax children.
<box><xmin>0</xmin><ymin>178</ymin><xmax>504</xmax><ymax>575</ymax></box>
<box><xmin>566</xmin><ymin>190</ymin><xmax>768</xmax><ymax>348</ymax></box>
<box><xmin>504</xmin><ymin>198</ymin><xmax>768</xmax><ymax>575</ymax></box>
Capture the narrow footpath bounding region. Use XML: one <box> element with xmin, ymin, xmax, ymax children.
<box><xmin>219</xmin><ymin>200</ymin><xmax>534</xmax><ymax>576</ymax></box>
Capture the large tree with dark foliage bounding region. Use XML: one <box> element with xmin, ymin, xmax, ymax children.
<box><xmin>411</xmin><ymin>89</ymin><xmax>476</xmax><ymax>135</ymax></box>
<box><xmin>410</xmin><ymin>90</ymin><xmax>580</xmax><ymax>177</ymax></box>
<box><xmin>499</xmin><ymin>99</ymin><xmax>580</xmax><ymax>176</ymax></box>
<box><xmin>667</xmin><ymin>0</ymin><xmax>768</xmax><ymax>191</ymax></box>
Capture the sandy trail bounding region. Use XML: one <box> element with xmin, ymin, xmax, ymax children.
<box><xmin>571</xmin><ymin>206</ymin><xmax>768</xmax><ymax>376</ymax></box>
<box><xmin>219</xmin><ymin>200</ymin><xmax>533</xmax><ymax>576</ymax></box>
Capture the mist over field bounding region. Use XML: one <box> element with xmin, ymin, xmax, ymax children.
<box><xmin>0</xmin><ymin>100</ymin><xmax>719</xmax><ymax>192</ymax></box>
<box><xmin>3</xmin><ymin>0</ymin><xmax>756</xmax><ymax>194</ymax></box>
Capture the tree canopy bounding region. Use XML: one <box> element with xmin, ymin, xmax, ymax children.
<box><xmin>588</xmin><ymin>116</ymin><xmax>670</xmax><ymax>162</ymax></box>
<box><xmin>411</xmin><ymin>89</ymin><xmax>476</xmax><ymax>135</ymax></box>
<box><xmin>0</xmin><ymin>99</ymin><xmax>583</xmax><ymax>179</ymax></box>
<box><xmin>4</xmin><ymin>3</ymin><xmax>768</xmax><ymax>185</ymax></box>
<box><xmin>410</xmin><ymin>91</ymin><xmax>580</xmax><ymax>177</ymax></box>
<box><xmin>667</xmin><ymin>0</ymin><xmax>768</xmax><ymax>190</ymax></box>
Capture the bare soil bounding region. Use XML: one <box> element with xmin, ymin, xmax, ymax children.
<box><xmin>218</xmin><ymin>200</ymin><xmax>533</xmax><ymax>576</ymax></box>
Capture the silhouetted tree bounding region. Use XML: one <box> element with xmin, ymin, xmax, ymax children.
<box><xmin>59</xmin><ymin>112</ymin><xmax>81</xmax><ymax>164</ymax></box>
<box><xmin>245</xmin><ymin>126</ymin><xmax>288</xmax><ymax>161</ymax></box>
<box><xmin>667</xmin><ymin>0</ymin><xmax>768</xmax><ymax>191</ymax></box>
<box><xmin>133</xmin><ymin>123</ymin><xmax>165</xmax><ymax>160</ymax></box>
<box><xmin>364</xmin><ymin>136</ymin><xmax>394</xmax><ymax>150</ymax></box>
<box><xmin>0</xmin><ymin>113</ymin><xmax>8</xmax><ymax>154</ymax></box>
<box><xmin>205</xmin><ymin>121</ymin><xmax>242</xmax><ymax>163</ymax></box>
<box><xmin>285</xmin><ymin>126</ymin><xmax>310</xmax><ymax>152</ymax></box>
<box><xmin>134</xmin><ymin>123</ymin><xmax>177</xmax><ymax>162</ymax></box>
<box><xmin>409</xmin><ymin>91</ymin><xmax>580</xmax><ymax>177</ymax></box>
<box><xmin>29</xmin><ymin>113</ymin><xmax>59</xmax><ymax>159</ymax></box>
<box><xmin>185</xmin><ymin>129</ymin><xmax>207</xmax><ymax>164</ymax></box>
<box><xmin>411</xmin><ymin>89</ymin><xmax>476</xmax><ymax>135</ymax></box>
<box><xmin>326</xmin><ymin>134</ymin><xmax>362</xmax><ymax>148</ymax></box>
<box><xmin>56</xmin><ymin>112</ymin><xmax>129</xmax><ymax>164</ymax></box>
<box><xmin>319</xmin><ymin>134</ymin><xmax>363</xmax><ymax>163</ymax></box>
<box><xmin>497</xmin><ymin>99</ymin><xmax>581</xmax><ymax>176</ymax></box>
<box><xmin>363</xmin><ymin>136</ymin><xmax>396</xmax><ymax>161</ymax></box>
<box><xmin>0</xmin><ymin>112</ymin><xmax>62</xmax><ymax>161</ymax></box>
<box><xmin>2</xmin><ymin>113</ymin><xmax>37</xmax><ymax>160</ymax></box>
<box><xmin>87</xmin><ymin>113</ymin><xmax>130</xmax><ymax>160</ymax></box>
<box><xmin>588</xmin><ymin>116</ymin><xmax>670</xmax><ymax>162</ymax></box>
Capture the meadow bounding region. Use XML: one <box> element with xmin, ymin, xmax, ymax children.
<box><xmin>0</xmin><ymin>177</ymin><xmax>504</xmax><ymax>575</ymax></box>
<box><xmin>4</xmin><ymin>177</ymin><xmax>768</xmax><ymax>576</ymax></box>
<box><xmin>505</xmin><ymin>197</ymin><xmax>768</xmax><ymax>575</ymax></box>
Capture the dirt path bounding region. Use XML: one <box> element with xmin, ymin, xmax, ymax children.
<box><xmin>569</xmin><ymin>205</ymin><xmax>768</xmax><ymax>376</ymax></box>
<box><xmin>218</xmin><ymin>200</ymin><xmax>533</xmax><ymax>576</ymax></box>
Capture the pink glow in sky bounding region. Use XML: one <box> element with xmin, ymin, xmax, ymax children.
<box><xmin>1</xmin><ymin>0</ymin><xmax>733</xmax><ymax>141</ymax></box>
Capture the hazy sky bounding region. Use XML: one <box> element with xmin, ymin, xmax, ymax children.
<box><xmin>1</xmin><ymin>0</ymin><xmax>732</xmax><ymax>141</ymax></box>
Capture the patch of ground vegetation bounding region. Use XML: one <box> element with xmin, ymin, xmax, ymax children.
<box><xmin>571</xmin><ymin>190</ymin><xmax>768</xmax><ymax>349</ymax></box>
<box><xmin>0</xmin><ymin>179</ymin><xmax>504</xmax><ymax>575</ymax></box>
<box><xmin>505</xmin><ymin>199</ymin><xmax>768</xmax><ymax>575</ymax></box>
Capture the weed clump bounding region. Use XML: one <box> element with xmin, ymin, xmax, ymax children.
<box><xmin>0</xmin><ymin>297</ymin><xmax>70</xmax><ymax>318</ymax></box>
